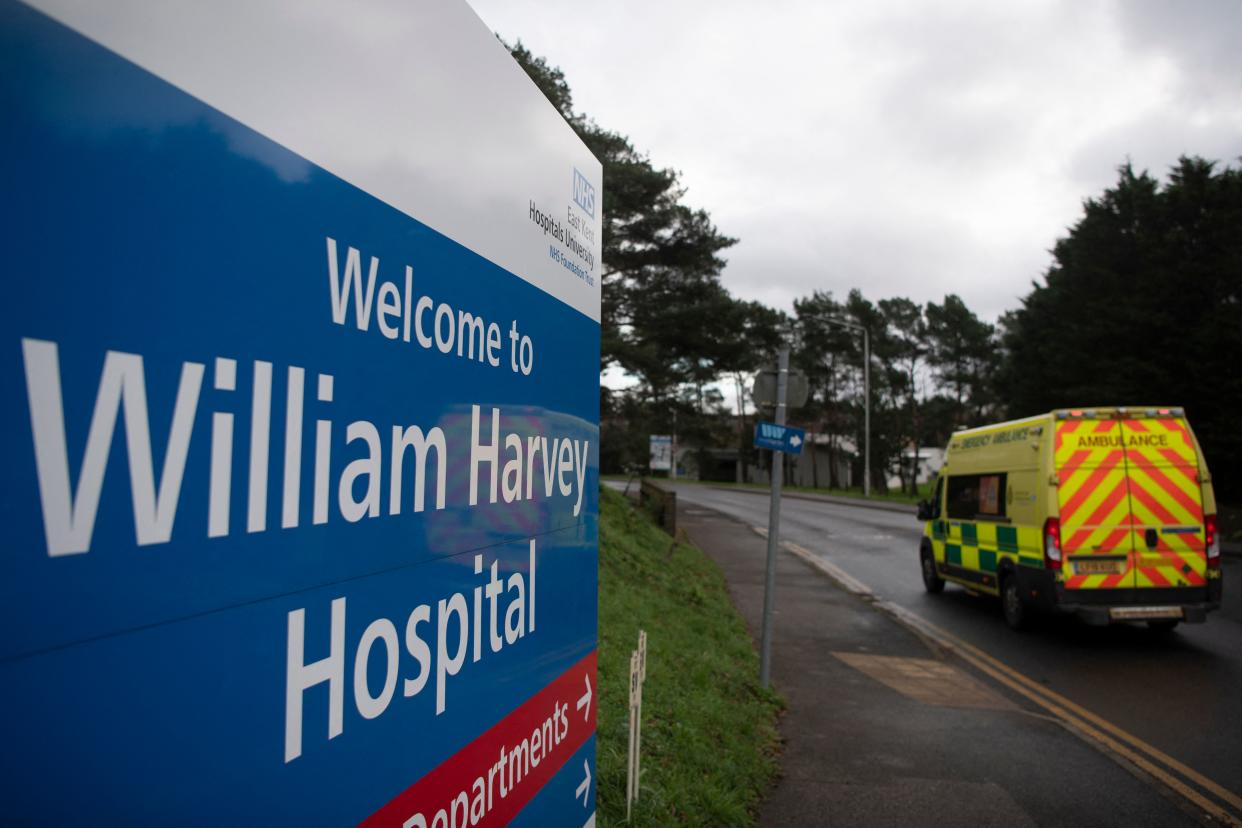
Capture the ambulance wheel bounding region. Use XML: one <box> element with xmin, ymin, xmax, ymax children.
<box><xmin>1146</xmin><ymin>619</ymin><xmax>1180</xmax><ymax>633</ymax></box>
<box><xmin>920</xmin><ymin>548</ymin><xmax>944</xmax><ymax>594</ymax></box>
<box><xmin>1001</xmin><ymin>573</ymin><xmax>1030</xmax><ymax>631</ymax></box>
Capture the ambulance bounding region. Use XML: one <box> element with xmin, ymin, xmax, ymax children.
<box><xmin>916</xmin><ymin>408</ymin><xmax>1223</xmax><ymax>630</ymax></box>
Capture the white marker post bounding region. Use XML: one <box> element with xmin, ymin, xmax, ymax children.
<box><xmin>627</xmin><ymin>650</ymin><xmax>640</xmax><ymax>821</ymax></box>
<box><xmin>636</xmin><ymin>630</ymin><xmax>647</xmax><ymax>799</ymax></box>
<box><xmin>626</xmin><ymin>629</ymin><xmax>648</xmax><ymax>822</ymax></box>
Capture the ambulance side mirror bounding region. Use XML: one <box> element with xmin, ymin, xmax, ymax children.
<box><xmin>916</xmin><ymin>500</ymin><xmax>934</xmax><ymax>521</ymax></box>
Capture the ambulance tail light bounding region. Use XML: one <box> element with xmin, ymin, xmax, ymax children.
<box><xmin>1206</xmin><ymin>514</ymin><xmax>1220</xmax><ymax>570</ymax></box>
<box><xmin>1044</xmin><ymin>517</ymin><xmax>1063</xmax><ymax>570</ymax></box>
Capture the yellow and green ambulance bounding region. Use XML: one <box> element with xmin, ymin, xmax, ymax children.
<box><xmin>916</xmin><ymin>407</ymin><xmax>1223</xmax><ymax>630</ymax></box>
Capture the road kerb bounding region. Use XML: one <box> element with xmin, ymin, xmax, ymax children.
<box><xmin>781</xmin><ymin>538</ymin><xmax>873</xmax><ymax>597</ymax></box>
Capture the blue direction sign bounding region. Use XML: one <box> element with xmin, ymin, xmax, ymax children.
<box><xmin>754</xmin><ymin>422</ymin><xmax>806</xmax><ymax>455</ymax></box>
<box><xmin>2</xmin><ymin>2</ymin><xmax>600</xmax><ymax>825</ymax></box>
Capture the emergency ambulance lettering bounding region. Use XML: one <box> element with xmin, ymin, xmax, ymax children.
<box><xmin>992</xmin><ymin>427</ymin><xmax>1029</xmax><ymax>445</ymax></box>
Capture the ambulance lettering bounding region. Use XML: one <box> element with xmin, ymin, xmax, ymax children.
<box><xmin>1075</xmin><ymin>434</ymin><xmax>1169</xmax><ymax>448</ymax></box>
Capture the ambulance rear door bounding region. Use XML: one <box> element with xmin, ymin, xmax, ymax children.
<box><xmin>1054</xmin><ymin>415</ymin><xmax>1136</xmax><ymax>591</ymax></box>
<box><xmin>1118</xmin><ymin>412</ymin><xmax>1207</xmax><ymax>591</ymax></box>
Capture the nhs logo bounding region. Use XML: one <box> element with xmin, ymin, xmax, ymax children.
<box><xmin>572</xmin><ymin>168</ymin><xmax>595</xmax><ymax>218</ymax></box>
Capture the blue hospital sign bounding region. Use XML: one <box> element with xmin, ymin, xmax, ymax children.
<box><xmin>1</xmin><ymin>1</ymin><xmax>601</xmax><ymax>825</ymax></box>
<box><xmin>754</xmin><ymin>422</ymin><xmax>806</xmax><ymax>455</ymax></box>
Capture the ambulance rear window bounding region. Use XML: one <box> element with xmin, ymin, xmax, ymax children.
<box><xmin>946</xmin><ymin>473</ymin><xmax>1007</xmax><ymax>520</ymax></box>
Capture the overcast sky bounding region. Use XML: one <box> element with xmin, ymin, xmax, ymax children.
<box><xmin>470</xmin><ymin>0</ymin><xmax>1241</xmax><ymax>323</ymax></box>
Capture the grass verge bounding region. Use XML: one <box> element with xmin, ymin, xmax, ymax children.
<box><xmin>596</xmin><ymin>487</ymin><xmax>783</xmax><ymax>826</ymax></box>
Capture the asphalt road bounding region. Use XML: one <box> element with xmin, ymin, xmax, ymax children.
<box><xmin>663</xmin><ymin>483</ymin><xmax>1242</xmax><ymax>809</ymax></box>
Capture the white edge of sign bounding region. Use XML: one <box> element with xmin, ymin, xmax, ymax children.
<box><xmin>24</xmin><ymin>0</ymin><xmax>603</xmax><ymax>323</ymax></box>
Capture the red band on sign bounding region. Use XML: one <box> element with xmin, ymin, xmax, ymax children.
<box><xmin>361</xmin><ymin>651</ymin><xmax>597</xmax><ymax>828</ymax></box>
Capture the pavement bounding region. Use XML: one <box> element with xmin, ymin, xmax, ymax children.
<box><xmin>673</xmin><ymin>496</ymin><xmax>1204</xmax><ymax>827</ymax></box>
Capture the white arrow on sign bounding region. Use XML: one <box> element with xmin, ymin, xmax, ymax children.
<box><xmin>789</xmin><ymin>435</ymin><xmax>802</xmax><ymax>448</ymax></box>
<box><xmin>577</xmin><ymin>674</ymin><xmax>593</xmax><ymax>721</ymax></box>
<box><xmin>576</xmin><ymin>759</ymin><xmax>592</xmax><ymax>806</ymax></box>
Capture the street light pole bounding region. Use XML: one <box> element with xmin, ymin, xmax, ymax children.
<box><xmin>862</xmin><ymin>326</ymin><xmax>870</xmax><ymax>498</ymax></box>
<box><xmin>826</xmin><ymin>318</ymin><xmax>871</xmax><ymax>498</ymax></box>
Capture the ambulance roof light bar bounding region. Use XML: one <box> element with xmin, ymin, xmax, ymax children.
<box><xmin>1055</xmin><ymin>407</ymin><xmax>1184</xmax><ymax>420</ymax></box>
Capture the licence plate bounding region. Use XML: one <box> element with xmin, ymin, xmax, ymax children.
<box><xmin>1109</xmin><ymin>606</ymin><xmax>1184</xmax><ymax>621</ymax></box>
<box><xmin>1074</xmin><ymin>559</ymin><xmax>1124</xmax><ymax>575</ymax></box>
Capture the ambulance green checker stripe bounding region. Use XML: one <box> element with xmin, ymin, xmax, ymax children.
<box><xmin>961</xmin><ymin>523</ymin><xmax>978</xmax><ymax>547</ymax></box>
<box><xmin>944</xmin><ymin>521</ymin><xmax>1044</xmax><ymax>570</ymax></box>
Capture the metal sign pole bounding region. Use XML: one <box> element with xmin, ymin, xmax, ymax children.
<box><xmin>759</xmin><ymin>345</ymin><xmax>789</xmax><ymax>689</ymax></box>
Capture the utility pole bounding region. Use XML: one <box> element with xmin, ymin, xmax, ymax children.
<box><xmin>758</xmin><ymin>345</ymin><xmax>789</xmax><ymax>689</ymax></box>
<box><xmin>827</xmin><ymin>318</ymin><xmax>871</xmax><ymax>497</ymax></box>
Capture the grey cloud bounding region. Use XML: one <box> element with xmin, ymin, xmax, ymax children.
<box><xmin>868</xmin><ymin>3</ymin><xmax>1112</xmax><ymax>172</ymax></box>
<box><xmin>1068</xmin><ymin>112</ymin><xmax>1242</xmax><ymax>194</ymax></box>
<box><xmin>1114</xmin><ymin>0</ymin><xmax>1242</xmax><ymax>100</ymax></box>
<box><xmin>721</xmin><ymin>204</ymin><xmax>1043</xmax><ymax>321</ymax></box>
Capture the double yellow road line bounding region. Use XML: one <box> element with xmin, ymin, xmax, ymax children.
<box><xmin>782</xmin><ymin>539</ymin><xmax>1242</xmax><ymax>827</ymax></box>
